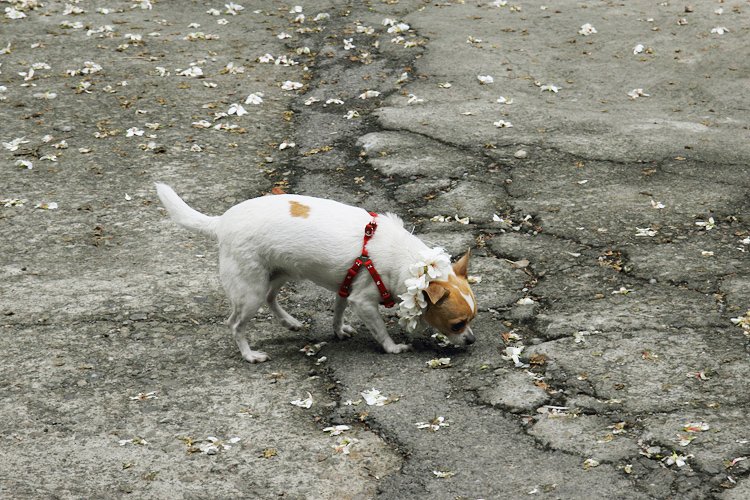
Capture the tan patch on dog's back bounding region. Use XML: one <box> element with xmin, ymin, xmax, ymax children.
<box><xmin>289</xmin><ymin>200</ymin><xmax>310</xmax><ymax>218</ymax></box>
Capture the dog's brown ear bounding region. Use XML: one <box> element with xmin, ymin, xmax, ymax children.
<box><xmin>424</xmin><ymin>282</ymin><xmax>450</xmax><ymax>305</ymax></box>
<box><xmin>453</xmin><ymin>250</ymin><xmax>471</xmax><ymax>278</ymax></box>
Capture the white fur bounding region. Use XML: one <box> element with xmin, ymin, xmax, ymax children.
<box><xmin>155</xmin><ymin>183</ymin><xmax>450</xmax><ymax>362</ymax></box>
<box><xmin>460</xmin><ymin>290</ymin><xmax>475</xmax><ymax>313</ymax></box>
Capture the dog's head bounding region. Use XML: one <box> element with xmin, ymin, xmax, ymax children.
<box><xmin>421</xmin><ymin>251</ymin><xmax>477</xmax><ymax>346</ymax></box>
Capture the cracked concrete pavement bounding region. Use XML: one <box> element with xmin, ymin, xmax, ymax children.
<box><xmin>1</xmin><ymin>0</ymin><xmax>749</xmax><ymax>498</ymax></box>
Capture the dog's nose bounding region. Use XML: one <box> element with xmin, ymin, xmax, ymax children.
<box><xmin>465</xmin><ymin>331</ymin><xmax>476</xmax><ymax>345</ymax></box>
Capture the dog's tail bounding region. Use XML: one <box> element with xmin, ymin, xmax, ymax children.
<box><xmin>155</xmin><ymin>183</ymin><xmax>218</xmax><ymax>236</ymax></box>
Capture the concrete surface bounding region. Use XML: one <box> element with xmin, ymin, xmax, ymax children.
<box><xmin>1</xmin><ymin>0</ymin><xmax>748</xmax><ymax>499</ymax></box>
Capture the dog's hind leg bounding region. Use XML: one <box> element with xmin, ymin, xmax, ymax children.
<box><xmin>227</xmin><ymin>301</ymin><xmax>268</xmax><ymax>363</ymax></box>
<box><xmin>266</xmin><ymin>273</ymin><xmax>303</xmax><ymax>331</ymax></box>
<box><xmin>221</xmin><ymin>259</ymin><xmax>269</xmax><ymax>363</ymax></box>
<box><xmin>332</xmin><ymin>295</ymin><xmax>356</xmax><ymax>339</ymax></box>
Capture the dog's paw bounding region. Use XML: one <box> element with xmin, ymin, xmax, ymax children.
<box><xmin>281</xmin><ymin>317</ymin><xmax>304</xmax><ymax>331</ymax></box>
<box><xmin>243</xmin><ymin>351</ymin><xmax>270</xmax><ymax>363</ymax></box>
<box><xmin>335</xmin><ymin>324</ymin><xmax>356</xmax><ymax>340</ymax></box>
<box><xmin>385</xmin><ymin>343</ymin><xmax>412</xmax><ymax>354</ymax></box>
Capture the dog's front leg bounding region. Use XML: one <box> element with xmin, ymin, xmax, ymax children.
<box><xmin>350</xmin><ymin>301</ymin><xmax>411</xmax><ymax>354</ymax></box>
<box><xmin>332</xmin><ymin>296</ymin><xmax>357</xmax><ymax>339</ymax></box>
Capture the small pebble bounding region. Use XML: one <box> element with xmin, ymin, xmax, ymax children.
<box><xmin>514</xmin><ymin>149</ymin><xmax>528</xmax><ymax>159</ymax></box>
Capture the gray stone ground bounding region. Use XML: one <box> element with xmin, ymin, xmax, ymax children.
<box><xmin>1</xmin><ymin>0</ymin><xmax>749</xmax><ymax>499</ymax></box>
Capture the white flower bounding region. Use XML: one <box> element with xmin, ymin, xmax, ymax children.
<box><xmin>398</xmin><ymin>248</ymin><xmax>452</xmax><ymax>331</ymax></box>
<box><xmin>407</xmin><ymin>94</ymin><xmax>424</xmax><ymax>105</ymax></box>
<box><xmin>225</xmin><ymin>2</ymin><xmax>244</xmax><ymax>15</ymax></box>
<box><xmin>433</xmin><ymin>470</ymin><xmax>456</xmax><ymax>478</ymax></box>
<box><xmin>132</xmin><ymin>0</ymin><xmax>152</xmax><ymax>10</ymax></box>
<box><xmin>710</xmin><ymin>27</ymin><xmax>728</xmax><ymax>35</ymax></box>
<box><xmin>361</xmin><ymin>388</ymin><xmax>388</xmax><ymax>406</ymax></box>
<box><xmin>628</xmin><ymin>88</ymin><xmax>650</xmax><ymax>99</ymax></box>
<box><xmin>358</xmin><ymin>90</ymin><xmax>380</xmax><ymax>99</ymax></box>
<box><xmin>290</xmin><ymin>392</ymin><xmax>313</xmax><ymax>408</ymax></box>
<box><xmin>477</xmin><ymin>75</ymin><xmax>494</xmax><ymax>85</ymax></box>
<box><xmin>540</xmin><ymin>84</ymin><xmax>559</xmax><ymax>93</ymax></box>
<box><xmin>178</xmin><ymin>66</ymin><xmax>202</xmax><ymax>77</ymax></box>
<box><xmin>3</xmin><ymin>137</ymin><xmax>29</xmax><ymax>152</ymax></box>
<box><xmin>573</xmin><ymin>331</ymin><xmax>590</xmax><ymax>343</ymax></box>
<box><xmin>326</xmin><ymin>98</ymin><xmax>344</xmax><ymax>105</ymax></box>
<box><xmin>192</xmin><ymin>120</ymin><xmax>211</xmax><ymax>129</ymax></box>
<box><xmin>633</xmin><ymin>44</ymin><xmax>645</xmax><ymax>55</ymax></box>
<box><xmin>387</xmin><ymin>22</ymin><xmax>410</xmax><ymax>34</ymax></box>
<box><xmin>635</xmin><ymin>227</ymin><xmax>657</xmax><ymax>237</ymax></box>
<box><xmin>281</xmin><ymin>80</ymin><xmax>303</xmax><ymax>91</ymax></box>
<box><xmin>258</xmin><ymin>53</ymin><xmax>274</xmax><ymax>63</ymax></box>
<box><xmin>650</xmin><ymin>200</ymin><xmax>665</xmax><ymax>209</ymax></box>
<box><xmin>5</xmin><ymin>7</ymin><xmax>27</xmax><ymax>19</ymax></box>
<box><xmin>683</xmin><ymin>422</ymin><xmax>710</xmax><ymax>433</ymax></box>
<box><xmin>663</xmin><ymin>451</ymin><xmax>692</xmax><ymax>467</ymax></box>
<box><xmin>578</xmin><ymin>23</ymin><xmax>597</xmax><ymax>36</ymax></box>
<box><xmin>35</xmin><ymin>201</ymin><xmax>58</xmax><ymax>210</ymax></box>
<box><xmin>332</xmin><ymin>436</ymin><xmax>358</xmax><ymax>455</ymax></box>
<box><xmin>304</xmin><ymin>96</ymin><xmax>320</xmax><ymax>105</ymax></box>
<box><xmin>730</xmin><ymin>311</ymin><xmax>750</xmax><ymax>332</ymax></box>
<box><xmin>227</xmin><ymin>103</ymin><xmax>247</xmax><ymax>116</ymax></box>
<box><xmin>129</xmin><ymin>391</ymin><xmax>157</xmax><ymax>401</ymax></box>
<box><xmin>345</xmin><ymin>110</ymin><xmax>360</xmax><ymax>120</ymax></box>
<box><xmin>314</xmin><ymin>13</ymin><xmax>330</xmax><ymax>22</ymax></box>
<box><xmin>494</xmin><ymin>119</ymin><xmax>513</xmax><ymax>128</ymax></box>
<box><xmin>583</xmin><ymin>458</ymin><xmax>600</xmax><ymax>469</ymax></box>
<box><xmin>322</xmin><ymin>425</ymin><xmax>350</xmax><ymax>436</ymax></box>
<box><xmin>426</xmin><ymin>358</ymin><xmax>451</xmax><ymax>369</ymax></box>
<box><xmin>343</xmin><ymin>38</ymin><xmax>355</xmax><ymax>50</ymax></box>
<box><xmin>695</xmin><ymin>217</ymin><xmax>715</xmax><ymax>230</ymax></box>
<box><xmin>243</xmin><ymin>92</ymin><xmax>263</xmax><ymax>105</ymax></box>
<box><xmin>612</xmin><ymin>287</ymin><xmax>634</xmax><ymax>295</ymax></box>
<box><xmin>119</xmin><ymin>437</ymin><xmax>148</xmax><ymax>446</ymax></box>
<box><xmin>223</xmin><ymin>62</ymin><xmax>244</xmax><ymax>74</ymax></box>
<box><xmin>418</xmin><ymin>248</ymin><xmax>452</xmax><ymax>279</ymax></box>
<box><xmin>273</xmin><ymin>55</ymin><xmax>298</xmax><ymax>66</ymax></box>
<box><xmin>279</xmin><ymin>141</ymin><xmax>295</xmax><ymax>150</ymax></box>
<box><xmin>496</xmin><ymin>96</ymin><xmax>513</xmax><ymax>104</ymax></box>
<box><xmin>15</xmin><ymin>159</ymin><xmax>33</xmax><ymax>169</ymax></box>
<box><xmin>416</xmin><ymin>416</ymin><xmax>449</xmax><ymax>431</ymax></box>
<box><xmin>277</xmin><ymin>32</ymin><xmax>292</xmax><ymax>39</ymax></box>
<box><xmin>501</xmin><ymin>345</ymin><xmax>527</xmax><ymax>368</ymax></box>
<box><xmin>126</xmin><ymin>127</ymin><xmax>144</xmax><ymax>137</ymax></box>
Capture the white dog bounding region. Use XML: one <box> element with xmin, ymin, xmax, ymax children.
<box><xmin>156</xmin><ymin>183</ymin><xmax>476</xmax><ymax>363</ymax></box>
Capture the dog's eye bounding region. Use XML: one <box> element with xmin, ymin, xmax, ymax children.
<box><xmin>451</xmin><ymin>321</ymin><xmax>466</xmax><ymax>332</ymax></box>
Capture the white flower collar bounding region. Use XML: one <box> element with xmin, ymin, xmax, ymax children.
<box><xmin>397</xmin><ymin>247</ymin><xmax>452</xmax><ymax>331</ymax></box>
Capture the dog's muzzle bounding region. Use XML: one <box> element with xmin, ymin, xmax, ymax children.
<box><xmin>464</xmin><ymin>328</ymin><xmax>476</xmax><ymax>345</ymax></box>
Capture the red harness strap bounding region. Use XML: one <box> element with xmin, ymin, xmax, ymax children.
<box><xmin>338</xmin><ymin>212</ymin><xmax>395</xmax><ymax>308</ymax></box>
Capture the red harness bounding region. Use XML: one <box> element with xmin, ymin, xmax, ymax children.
<box><xmin>338</xmin><ymin>212</ymin><xmax>395</xmax><ymax>308</ymax></box>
